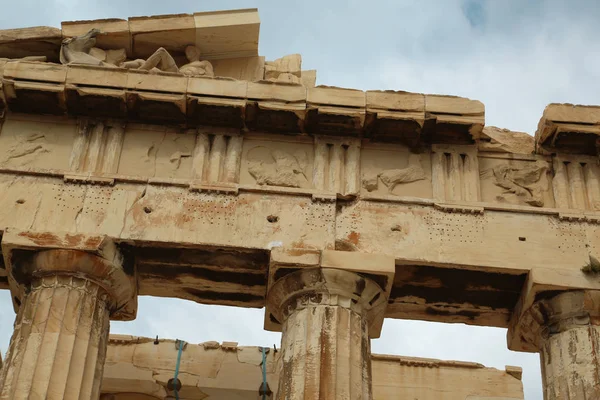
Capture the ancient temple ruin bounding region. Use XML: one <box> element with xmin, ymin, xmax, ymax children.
<box><xmin>0</xmin><ymin>7</ymin><xmax>598</xmax><ymax>400</ymax></box>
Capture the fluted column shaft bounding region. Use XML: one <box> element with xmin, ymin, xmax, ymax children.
<box><xmin>268</xmin><ymin>268</ymin><xmax>386</xmax><ymax>400</ymax></box>
<box><xmin>0</xmin><ymin>276</ymin><xmax>110</xmax><ymax>400</ymax></box>
<box><xmin>535</xmin><ymin>291</ymin><xmax>600</xmax><ymax>400</ymax></box>
<box><xmin>541</xmin><ymin>324</ymin><xmax>600</xmax><ymax>399</ymax></box>
<box><xmin>520</xmin><ymin>290</ymin><xmax>600</xmax><ymax>400</ymax></box>
<box><xmin>279</xmin><ymin>301</ymin><xmax>371</xmax><ymax>398</ymax></box>
<box><xmin>0</xmin><ymin>248</ymin><xmax>134</xmax><ymax>400</ymax></box>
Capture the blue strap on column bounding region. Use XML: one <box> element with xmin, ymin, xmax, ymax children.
<box><xmin>173</xmin><ymin>340</ymin><xmax>184</xmax><ymax>400</ymax></box>
<box><xmin>261</xmin><ymin>347</ymin><xmax>268</xmax><ymax>400</ymax></box>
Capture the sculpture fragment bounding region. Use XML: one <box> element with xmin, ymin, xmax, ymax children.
<box><xmin>362</xmin><ymin>154</ymin><xmax>426</xmax><ymax>194</ymax></box>
<box><xmin>491</xmin><ymin>160</ymin><xmax>548</xmax><ymax>207</ymax></box>
<box><xmin>59</xmin><ymin>29</ymin><xmax>214</xmax><ymax>77</ymax></box>
<box><xmin>265</xmin><ymin>54</ymin><xmax>302</xmax><ymax>84</ymax></box>
<box><xmin>247</xmin><ymin>147</ymin><xmax>308</xmax><ymax>188</ymax></box>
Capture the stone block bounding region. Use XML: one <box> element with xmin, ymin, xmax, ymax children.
<box><xmin>306</xmin><ymin>86</ymin><xmax>366</xmax><ymax>135</ymax></box>
<box><xmin>193</xmin><ymin>8</ymin><xmax>260</xmax><ymax>59</ymax></box>
<box><xmin>366</xmin><ymin>90</ymin><xmax>426</xmax><ymax>145</ymax></box>
<box><xmin>535</xmin><ymin>103</ymin><xmax>600</xmax><ymax>154</ymax></box>
<box><xmin>0</xmin><ymin>27</ymin><xmax>62</xmax><ymax>61</ymax></box>
<box><xmin>424</xmin><ymin>94</ymin><xmax>485</xmax><ymax>144</ymax></box>
<box><xmin>129</xmin><ymin>13</ymin><xmax>196</xmax><ymax>59</ymax></box>
<box><xmin>62</xmin><ymin>18</ymin><xmax>132</xmax><ymax>54</ymax></box>
<box><xmin>187</xmin><ymin>77</ymin><xmax>247</xmax><ymax>128</ymax></box>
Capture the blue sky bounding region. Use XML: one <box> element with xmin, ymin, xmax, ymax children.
<box><xmin>1</xmin><ymin>1</ymin><xmax>600</xmax><ymax>398</ymax></box>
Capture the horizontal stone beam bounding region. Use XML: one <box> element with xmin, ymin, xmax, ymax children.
<box><xmin>0</xmin><ymin>62</ymin><xmax>484</xmax><ymax>144</ymax></box>
<box><xmin>0</xmin><ymin>111</ymin><xmax>599</xmax><ymax>328</ymax></box>
<box><xmin>3</xmin><ymin>60</ymin><xmax>598</xmax><ymax>153</ymax></box>
<box><xmin>101</xmin><ymin>335</ymin><xmax>524</xmax><ymax>399</ymax></box>
<box><xmin>0</xmin><ymin>9</ymin><xmax>260</xmax><ymax>61</ymax></box>
<box><xmin>1</xmin><ymin>167</ymin><xmax>599</xmax><ymax>328</ymax></box>
<box><xmin>536</xmin><ymin>103</ymin><xmax>600</xmax><ymax>154</ymax></box>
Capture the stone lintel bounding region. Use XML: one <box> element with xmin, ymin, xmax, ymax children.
<box><xmin>1</xmin><ymin>228</ymin><xmax>137</xmax><ymax>320</ymax></box>
<box><xmin>365</xmin><ymin>90</ymin><xmax>426</xmax><ymax>146</ymax></box>
<box><xmin>60</xmin><ymin>9</ymin><xmax>261</xmax><ymax>60</ymax></box>
<box><xmin>246</xmin><ymin>80</ymin><xmax>307</xmax><ymax>132</ymax></box>
<box><xmin>507</xmin><ymin>266</ymin><xmax>600</xmax><ymax>352</ymax></box>
<box><xmin>306</xmin><ymin>86</ymin><xmax>366</xmax><ymax>136</ymax></box>
<box><xmin>535</xmin><ymin>103</ymin><xmax>600</xmax><ymax>155</ymax></box>
<box><xmin>193</xmin><ymin>9</ymin><xmax>261</xmax><ymax>60</ymax></box>
<box><xmin>0</xmin><ymin>61</ymin><xmax>485</xmax><ymax>144</ymax></box>
<box><xmin>264</xmin><ymin>248</ymin><xmax>394</xmax><ymax>337</ymax></box>
<box><xmin>128</xmin><ymin>14</ymin><xmax>196</xmax><ymax>59</ymax></box>
<box><xmin>425</xmin><ymin>94</ymin><xmax>485</xmax><ymax>145</ymax></box>
<box><xmin>0</xmin><ymin>26</ymin><xmax>62</xmax><ymax>61</ymax></box>
<box><xmin>0</xmin><ymin>9</ymin><xmax>260</xmax><ymax>72</ymax></box>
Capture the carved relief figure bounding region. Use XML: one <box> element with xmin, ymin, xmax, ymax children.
<box><xmin>362</xmin><ymin>154</ymin><xmax>425</xmax><ymax>194</ymax></box>
<box><xmin>121</xmin><ymin>45</ymin><xmax>214</xmax><ymax>77</ymax></box>
<box><xmin>60</xmin><ymin>29</ymin><xmax>214</xmax><ymax>77</ymax></box>
<box><xmin>247</xmin><ymin>146</ymin><xmax>309</xmax><ymax>187</ymax></box>
<box><xmin>1</xmin><ymin>133</ymin><xmax>49</xmax><ymax>166</ymax></box>
<box><xmin>490</xmin><ymin>160</ymin><xmax>548</xmax><ymax>207</ymax></box>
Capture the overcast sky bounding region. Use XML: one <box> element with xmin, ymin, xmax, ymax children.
<box><xmin>1</xmin><ymin>1</ymin><xmax>600</xmax><ymax>399</ymax></box>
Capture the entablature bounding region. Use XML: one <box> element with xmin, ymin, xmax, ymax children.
<box><xmin>1</xmin><ymin>8</ymin><xmax>600</xmax><ymax>339</ymax></box>
<box><xmin>0</xmin><ymin>60</ymin><xmax>485</xmax><ymax>145</ymax></box>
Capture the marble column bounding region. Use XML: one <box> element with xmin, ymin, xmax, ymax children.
<box><xmin>0</xmin><ymin>249</ymin><xmax>134</xmax><ymax>400</ymax></box>
<box><xmin>535</xmin><ymin>291</ymin><xmax>600</xmax><ymax>399</ymax></box>
<box><xmin>267</xmin><ymin>268</ymin><xmax>387</xmax><ymax>400</ymax></box>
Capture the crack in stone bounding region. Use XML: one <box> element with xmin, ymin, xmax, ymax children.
<box><xmin>74</xmin><ymin>185</ymin><xmax>89</xmax><ymax>232</ymax></box>
<box><xmin>118</xmin><ymin>185</ymin><xmax>148</xmax><ymax>238</ymax></box>
<box><xmin>28</xmin><ymin>189</ymin><xmax>43</xmax><ymax>231</ymax></box>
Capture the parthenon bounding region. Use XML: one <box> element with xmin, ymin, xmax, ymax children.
<box><xmin>0</xmin><ymin>7</ymin><xmax>598</xmax><ymax>400</ymax></box>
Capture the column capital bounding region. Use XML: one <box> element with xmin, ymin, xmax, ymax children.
<box><xmin>1</xmin><ymin>228</ymin><xmax>137</xmax><ymax>320</ymax></box>
<box><xmin>508</xmin><ymin>266</ymin><xmax>600</xmax><ymax>352</ymax></box>
<box><xmin>265</xmin><ymin>248</ymin><xmax>394</xmax><ymax>338</ymax></box>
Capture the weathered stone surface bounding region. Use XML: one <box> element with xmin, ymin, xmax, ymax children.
<box><xmin>266</xmin><ymin>268</ymin><xmax>388</xmax><ymax>399</ymax></box>
<box><xmin>0</xmin><ymin>27</ymin><xmax>62</xmax><ymax>61</ymax></box>
<box><xmin>511</xmin><ymin>290</ymin><xmax>600</xmax><ymax>399</ymax></box>
<box><xmin>480</xmin><ymin>126</ymin><xmax>534</xmax><ymax>154</ymax></box>
<box><xmin>265</xmin><ymin>54</ymin><xmax>302</xmax><ymax>84</ymax></box>
<box><xmin>0</xmin><ymin>275</ymin><xmax>110</xmax><ymax>400</ymax></box>
<box><xmin>536</xmin><ymin>103</ymin><xmax>600</xmax><ymax>154</ymax></box>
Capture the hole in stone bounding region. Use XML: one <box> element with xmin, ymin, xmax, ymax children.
<box><xmin>16</xmin><ymin>199</ymin><xmax>25</xmax><ymax>204</ymax></box>
<box><xmin>267</xmin><ymin>215</ymin><xmax>279</xmax><ymax>223</ymax></box>
<box><xmin>519</xmin><ymin>237</ymin><xmax>526</xmax><ymax>242</ymax></box>
<box><xmin>144</xmin><ymin>206</ymin><xmax>153</xmax><ymax>214</ymax></box>
<box><xmin>13</xmin><ymin>297</ymin><xmax>21</xmax><ymax>307</ymax></box>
